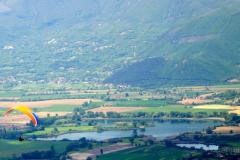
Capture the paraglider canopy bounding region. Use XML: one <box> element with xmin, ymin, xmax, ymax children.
<box><xmin>4</xmin><ymin>105</ymin><xmax>39</xmax><ymax>126</ymax></box>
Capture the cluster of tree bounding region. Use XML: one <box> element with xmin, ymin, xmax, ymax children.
<box><xmin>72</xmin><ymin>110</ymin><xmax>121</xmax><ymax>119</ymax></box>
<box><xmin>225</xmin><ymin>113</ymin><xmax>240</xmax><ymax>124</ymax></box>
<box><xmin>14</xmin><ymin>146</ymin><xmax>56</xmax><ymax>159</ymax></box>
<box><xmin>193</xmin><ymin>150</ymin><xmax>240</xmax><ymax>159</ymax></box>
<box><xmin>211</xmin><ymin>90</ymin><xmax>240</xmax><ymax>105</ymax></box>
<box><xmin>78</xmin><ymin>111</ymin><xmax>228</xmax><ymax>119</ymax></box>
<box><xmin>65</xmin><ymin>138</ymin><xmax>93</xmax><ymax>152</ymax></box>
<box><xmin>213</xmin><ymin>90</ymin><xmax>240</xmax><ymax>100</ymax></box>
<box><xmin>38</xmin><ymin>116</ymin><xmax>59</xmax><ymax>126</ymax></box>
<box><xmin>0</xmin><ymin>128</ymin><xmax>22</xmax><ymax>139</ymax></box>
<box><xmin>177</xmin><ymin>132</ymin><xmax>240</xmax><ymax>145</ymax></box>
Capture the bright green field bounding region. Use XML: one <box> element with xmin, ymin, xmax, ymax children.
<box><xmin>35</xmin><ymin>101</ymin><xmax>103</xmax><ymax>112</ymax></box>
<box><xmin>97</xmin><ymin>144</ymin><xmax>200</xmax><ymax>160</ymax></box>
<box><xmin>132</xmin><ymin>105</ymin><xmax>228</xmax><ymax>114</ymax></box>
<box><xmin>112</xmin><ymin>100</ymin><xmax>171</xmax><ymax>107</ymax></box>
<box><xmin>25</xmin><ymin>126</ymin><xmax>97</xmax><ymax>136</ymax></box>
<box><xmin>210</xmin><ymin>83</ymin><xmax>240</xmax><ymax>89</ymax></box>
<box><xmin>0</xmin><ymin>109</ymin><xmax>4</xmax><ymax>115</ymax></box>
<box><xmin>227</xmin><ymin>141</ymin><xmax>240</xmax><ymax>147</ymax></box>
<box><xmin>0</xmin><ymin>91</ymin><xmax>22</xmax><ymax>97</ymax></box>
<box><xmin>0</xmin><ymin>139</ymin><xmax>71</xmax><ymax>159</ymax></box>
<box><xmin>35</xmin><ymin>104</ymin><xmax>79</xmax><ymax>112</ymax></box>
<box><xmin>19</xmin><ymin>94</ymin><xmax>99</xmax><ymax>101</ymax></box>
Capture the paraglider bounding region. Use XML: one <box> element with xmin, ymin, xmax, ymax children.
<box><xmin>3</xmin><ymin>105</ymin><xmax>39</xmax><ymax>141</ymax></box>
<box><xmin>3</xmin><ymin>105</ymin><xmax>39</xmax><ymax>127</ymax></box>
<box><xmin>18</xmin><ymin>136</ymin><xmax>24</xmax><ymax>141</ymax></box>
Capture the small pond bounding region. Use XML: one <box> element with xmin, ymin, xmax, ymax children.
<box><xmin>176</xmin><ymin>143</ymin><xmax>219</xmax><ymax>151</ymax></box>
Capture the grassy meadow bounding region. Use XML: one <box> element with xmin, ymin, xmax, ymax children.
<box><xmin>97</xmin><ymin>144</ymin><xmax>200</xmax><ymax>160</ymax></box>
<box><xmin>24</xmin><ymin>126</ymin><xmax>97</xmax><ymax>136</ymax></box>
<box><xmin>139</xmin><ymin>105</ymin><xmax>228</xmax><ymax>114</ymax></box>
<box><xmin>0</xmin><ymin>139</ymin><xmax>71</xmax><ymax>159</ymax></box>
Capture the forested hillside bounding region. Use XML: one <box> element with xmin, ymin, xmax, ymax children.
<box><xmin>0</xmin><ymin>0</ymin><xmax>239</xmax><ymax>86</ymax></box>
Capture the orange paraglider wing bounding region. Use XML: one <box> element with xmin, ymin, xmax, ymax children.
<box><xmin>4</xmin><ymin>105</ymin><xmax>39</xmax><ymax>126</ymax></box>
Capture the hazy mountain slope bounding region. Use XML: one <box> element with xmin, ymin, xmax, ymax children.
<box><xmin>105</xmin><ymin>1</ymin><xmax>240</xmax><ymax>86</ymax></box>
<box><xmin>0</xmin><ymin>0</ymin><xmax>239</xmax><ymax>86</ymax></box>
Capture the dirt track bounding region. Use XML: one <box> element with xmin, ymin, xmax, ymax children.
<box><xmin>70</xmin><ymin>143</ymin><xmax>133</xmax><ymax>160</ymax></box>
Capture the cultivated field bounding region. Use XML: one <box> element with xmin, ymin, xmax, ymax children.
<box><xmin>178</xmin><ymin>98</ymin><xmax>214</xmax><ymax>105</ymax></box>
<box><xmin>229</xmin><ymin>110</ymin><xmax>240</xmax><ymax>115</ymax></box>
<box><xmin>0</xmin><ymin>99</ymin><xmax>98</xmax><ymax>108</ymax></box>
<box><xmin>89</xmin><ymin>106</ymin><xmax>144</xmax><ymax>113</ymax></box>
<box><xmin>36</xmin><ymin>111</ymin><xmax>72</xmax><ymax>117</ymax></box>
<box><xmin>0</xmin><ymin>112</ymin><xmax>72</xmax><ymax>125</ymax></box>
<box><xmin>88</xmin><ymin>104</ymin><xmax>229</xmax><ymax>115</ymax></box>
<box><xmin>0</xmin><ymin>115</ymin><xmax>29</xmax><ymax>125</ymax></box>
<box><xmin>214</xmin><ymin>126</ymin><xmax>240</xmax><ymax>134</ymax></box>
<box><xmin>193</xmin><ymin>104</ymin><xmax>240</xmax><ymax>110</ymax></box>
<box><xmin>0</xmin><ymin>98</ymin><xmax>97</xmax><ymax>125</ymax></box>
<box><xmin>193</xmin><ymin>104</ymin><xmax>240</xmax><ymax>115</ymax></box>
